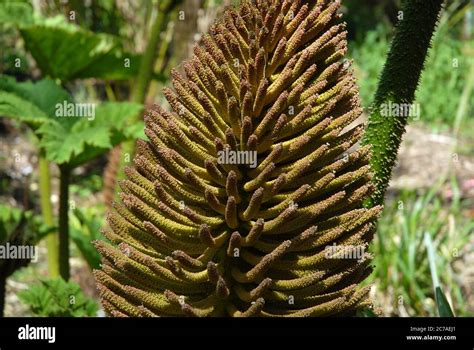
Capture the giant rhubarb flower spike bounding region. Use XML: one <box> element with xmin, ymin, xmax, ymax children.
<box><xmin>94</xmin><ymin>0</ymin><xmax>382</xmax><ymax>317</ymax></box>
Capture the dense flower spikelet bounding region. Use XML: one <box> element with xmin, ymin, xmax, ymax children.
<box><xmin>94</xmin><ymin>0</ymin><xmax>382</xmax><ymax>317</ymax></box>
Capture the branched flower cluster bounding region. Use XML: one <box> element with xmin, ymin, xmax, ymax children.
<box><xmin>94</xmin><ymin>0</ymin><xmax>382</xmax><ymax>317</ymax></box>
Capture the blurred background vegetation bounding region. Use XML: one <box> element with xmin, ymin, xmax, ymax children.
<box><xmin>0</xmin><ymin>0</ymin><xmax>473</xmax><ymax>317</ymax></box>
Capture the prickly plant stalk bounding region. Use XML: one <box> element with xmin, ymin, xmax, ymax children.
<box><xmin>362</xmin><ymin>0</ymin><xmax>445</xmax><ymax>207</ymax></box>
<box><xmin>94</xmin><ymin>0</ymin><xmax>382</xmax><ymax>317</ymax></box>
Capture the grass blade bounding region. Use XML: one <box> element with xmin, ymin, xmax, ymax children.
<box><xmin>435</xmin><ymin>287</ymin><xmax>455</xmax><ymax>317</ymax></box>
<box><xmin>424</xmin><ymin>232</ymin><xmax>455</xmax><ymax>317</ymax></box>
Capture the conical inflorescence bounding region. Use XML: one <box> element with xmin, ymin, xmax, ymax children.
<box><xmin>94</xmin><ymin>0</ymin><xmax>382</xmax><ymax>317</ymax></box>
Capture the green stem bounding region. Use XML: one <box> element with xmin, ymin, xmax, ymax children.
<box><xmin>124</xmin><ymin>0</ymin><xmax>173</xmax><ymax>166</ymax></box>
<box><xmin>38</xmin><ymin>153</ymin><xmax>60</xmax><ymax>278</ymax></box>
<box><xmin>58</xmin><ymin>165</ymin><xmax>71</xmax><ymax>280</ymax></box>
<box><xmin>453</xmin><ymin>59</ymin><xmax>474</xmax><ymax>139</ymax></box>
<box><xmin>131</xmin><ymin>0</ymin><xmax>174</xmax><ymax>104</ymax></box>
<box><xmin>113</xmin><ymin>1</ymin><xmax>181</xmax><ymax>203</ymax></box>
<box><xmin>362</xmin><ymin>0</ymin><xmax>445</xmax><ymax>207</ymax></box>
<box><xmin>156</xmin><ymin>19</ymin><xmax>175</xmax><ymax>74</ymax></box>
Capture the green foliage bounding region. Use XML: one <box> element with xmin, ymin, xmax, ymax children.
<box><xmin>356</xmin><ymin>307</ymin><xmax>378</xmax><ymax>317</ymax></box>
<box><xmin>20</xmin><ymin>23</ymin><xmax>141</xmax><ymax>82</ymax></box>
<box><xmin>344</xmin><ymin>0</ymin><xmax>400</xmax><ymax>39</ymax></box>
<box><xmin>351</xmin><ymin>27</ymin><xmax>474</xmax><ymax>127</ymax></box>
<box><xmin>70</xmin><ymin>207</ymin><xmax>106</xmax><ymax>270</ymax></box>
<box><xmin>0</xmin><ymin>75</ymin><xmax>143</xmax><ymax>167</ymax></box>
<box><xmin>0</xmin><ymin>76</ymin><xmax>72</xmax><ymax>128</ymax></box>
<box><xmin>0</xmin><ymin>204</ymin><xmax>52</xmax><ymax>246</ymax></box>
<box><xmin>0</xmin><ymin>205</ymin><xmax>30</xmax><ymax>244</ymax></box>
<box><xmin>418</xmin><ymin>37</ymin><xmax>473</xmax><ymax>127</ymax></box>
<box><xmin>0</xmin><ymin>0</ymin><xmax>172</xmax><ymax>291</ymax></box>
<box><xmin>0</xmin><ymin>204</ymin><xmax>53</xmax><ymax>315</ymax></box>
<box><xmin>37</xmin><ymin>101</ymin><xmax>143</xmax><ymax>166</ymax></box>
<box><xmin>18</xmin><ymin>278</ymin><xmax>98</xmax><ymax>317</ymax></box>
<box><xmin>0</xmin><ymin>2</ymin><xmax>142</xmax><ymax>82</ymax></box>
<box><xmin>368</xmin><ymin>180</ymin><xmax>474</xmax><ymax>316</ymax></box>
<box><xmin>350</xmin><ymin>27</ymin><xmax>391</xmax><ymax>110</ymax></box>
<box><xmin>0</xmin><ymin>75</ymin><xmax>142</xmax><ymax>281</ymax></box>
<box><xmin>71</xmin><ymin>174</ymin><xmax>104</xmax><ymax>198</ymax></box>
<box><xmin>0</xmin><ymin>2</ymin><xmax>34</xmax><ymax>27</ymax></box>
